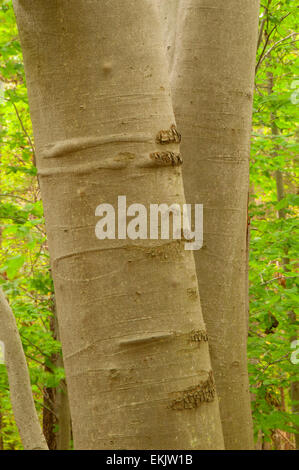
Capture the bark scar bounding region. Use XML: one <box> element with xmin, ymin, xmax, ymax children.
<box><xmin>190</xmin><ymin>329</ymin><xmax>208</xmax><ymax>343</ymax></box>
<box><xmin>150</xmin><ymin>151</ymin><xmax>182</xmax><ymax>166</ymax></box>
<box><xmin>170</xmin><ymin>371</ymin><xmax>216</xmax><ymax>410</ymax></box>
<box><xmin>156</xmin><ymin>124</ymin><xmax>181</xmax><ymax>144</ymax></box>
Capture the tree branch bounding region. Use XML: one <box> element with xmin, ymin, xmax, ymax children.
<box><xmin>257</xmin><ymin>33</ymin><xmax>298</xmax><ymax>72</ymax></box>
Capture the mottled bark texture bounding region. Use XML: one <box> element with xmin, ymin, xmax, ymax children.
<box><xmin>13</xmin><ymin>0</ymin><xmax>224</xmax><ymax>449</ymax></box>
<box><xmin>0</xmin><ymin>288</ymin><xmax>48</xmax><ymax>450</ymax></box>
<box><xmin>160</xmin><ymin>0</ymin><xmax>260</xmax><ymax>449</ymax></box>
<box><xmin>157</xmin><ymin>0</ymin><xmax>180</xmax><ymax>75</ymax></box>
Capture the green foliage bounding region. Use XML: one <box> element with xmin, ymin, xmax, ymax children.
<box><xmin>0</xmin><ymin>0</ymin><xmax>63</xmax><ymax>450</ymax></box>
<box><xmin>249</xmin><ymin>0</ymin><xmax>299</xmax><ymax>448</ymax></box>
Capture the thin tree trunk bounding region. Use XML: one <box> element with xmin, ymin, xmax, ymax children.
<box><xmin>54</xmin><ymin>377</ymin><xmax>71</xmax><ymax>450</ymax></box>
<box><xmin>42</xmin><ymin>350</ymin><xmax>72</xmax><ymax>451</ymax></box>
<box><xmin>43</xmin><ymin>381</ymin><xmax>56</xmax><ymax>450</ymax></box>
<box><xmin>42</xmin><ymin>313</ymin><xmax>57</xmax><ymax>450</ymax></box>
<box><xmin>43</xmin><ymin>309</ymin><xmax>71</xmax><ymax>450</ymax></box>
<box><xmin>52</xmin><ymin>303</ymin><xmax>72</xmax><ymax>450</ymax></box>
<box><xmin>163</xmin><ymin>0</ymin><xmax>260</xmax><ymax>449</ymax></box>
<box><xmin>0</xmin><ymin>288</ymin><xmax>48</xmax><ymax>450</ymax></box>
<box><xmin>13</xmin><ymin>0</ymin><xmax>224</xmax><ymax>449</ymax></box>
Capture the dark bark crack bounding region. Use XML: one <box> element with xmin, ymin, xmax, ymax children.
<box><xmin>170</xmin><ymin>371</ymin><xmax>216</xmax><ymax>410</ymax></box>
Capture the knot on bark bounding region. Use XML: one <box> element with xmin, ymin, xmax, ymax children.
<box><xmin>190</xmin><ymin>329</ymin><xmax>208</xmax><ymax>343</ymax></box>
<box><xmin>150</xmin><ymin>151</ymin><xmax>182</xmax><ymax>166</ymax></box>
<box><xmin>170</xmin><ymin>371</ymin><xmax>216</xmax><ymax>410</ymax></box>
<box><xmin>156</xmin><ymin>124</ymin><xmax>181</xmax><ymax>144</ymax></box>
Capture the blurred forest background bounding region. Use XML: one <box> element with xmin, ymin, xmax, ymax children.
<box><xmin>0</xmin><ymin>0</ymin><xmax>298</xmax><ymax>450</ymax></box>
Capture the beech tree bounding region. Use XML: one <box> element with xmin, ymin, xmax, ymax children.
<box><xmin>12</xmin><ymin>0</ymin><xmax>224</xmax><ymax>449</ymax></box>
<box><xmin>159</xmin><ymin>0</ymin><xmax>260</xmax><ymax>449</ymax></box>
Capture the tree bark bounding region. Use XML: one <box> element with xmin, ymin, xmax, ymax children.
<box><xmin>42</xmin><ymin>381</ymin><xmax>56</xmax><ymax>450</ymax></box>
<box><xmin>42</xmin><ymin>309</ymin><xmax>57</xmax><ymax>449</ymax></box>
<box><xmin>54</xmin><ymin>377</ymin><xmax>72</xmax><ymax>450</ymax></box>
<box><xmin>0</xmin><ymin>288</ymin><xmax>48</xmax><ymax>450</ymax></box>
<box><xmin>162</xmin><ymin>0</ymin><xmax>260</xmax><ymax>449</ymax></box>
<box><xmin>53</xmin><ymin>305</ymin><xmax>72</xmax><ymax>450</ymax></box>
<box><xmin>13</xmin><ymin>0</ymin><xmax>224</xmax><ymax>449</ymax></box>
<box><xmin>157</xmin><ymin>0</ymin><xmax>180</xmax><ymax>75</ymax></box>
